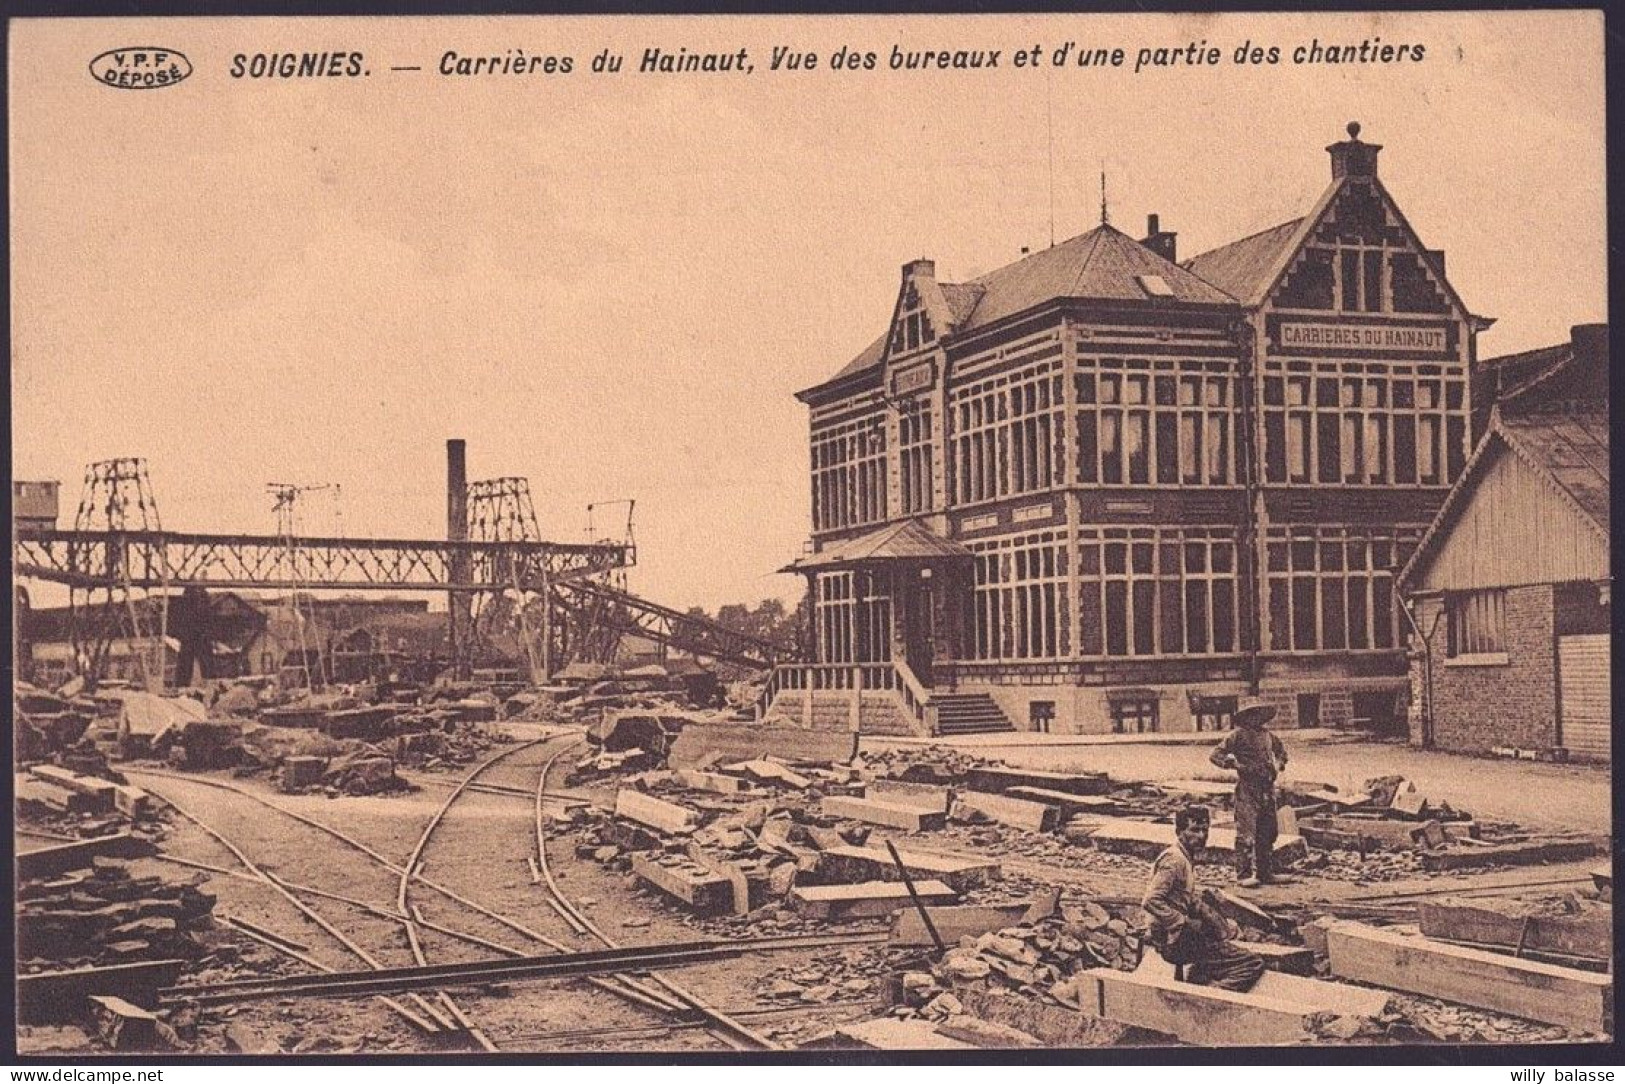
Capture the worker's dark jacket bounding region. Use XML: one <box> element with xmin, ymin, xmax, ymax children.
<box><xmin>1141</xmin><ymin>843</ymin><xmax>1228</xmax><ymax>964</ymax></box>
<box><xmin>1209</xmin><ymin>727</ymin><xmax>1287</xmax><ymax>785</ymax></box>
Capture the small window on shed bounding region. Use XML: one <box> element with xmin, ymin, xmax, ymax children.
<box><xmin>1137</xmin><ymin>274</ymin><xmax>1174</xmax><ymax>298</ymax></box>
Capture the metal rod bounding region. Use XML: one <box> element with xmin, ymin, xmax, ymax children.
<box><xmin>885</xmin><ymin>838</ymin><xmax>946</xmax><ymax>955</ymax></box>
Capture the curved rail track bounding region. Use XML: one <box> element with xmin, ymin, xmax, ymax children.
<box><xmin>128</xmin><ymin>729</ymin><xmax>865</xmax><ymax>1051</ymax></box>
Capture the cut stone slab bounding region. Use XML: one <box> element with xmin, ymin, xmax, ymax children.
<box><xmin>1005</xmin><ymin>786</ymin><xmax>1124</xmax><ymax>818</ymax></box>
<box><xmin>630</xmin><ymin>854</ymin><xmax>733</xmax><ymax>915</ymax></box>
<box><xmin>668</xmin><ymin>724</ymin><xmax>857</xmax><ymax>769</ymax></box>
<box><xmin>890</xmin><ymin>903</ymin><xmax>1032</xmax><ymax>947</ymax></box>
<box><xmin>614</xmin><ymin>789</ymin><xmax>698</xmax><ymax>835</ymax></box>
<box><xmin>18</xmin><ymin>961</ymin><xmax>186</xmax><ymax>1025</ymax></box>
<box><xmin>720</xmin><ymin>759</ymin><xmax>811</xmax><ymax>789</ymax></box>
<box><xmin>1301</xmin><ymin>815</ymin><xmax>1475</xmax><ymax>852</ymax></box>
<box><xmin>683</xmin><ymin>844</ymin><xmax>753</xmax><ymax>915</ymax></box>
<box><xmin>1233</xmin><ymin>941</ymin><xmax>1316</xmax><ymax>976</ymax></box>
<box><xmin>672</xmin><ymin>769</ymin><xmax>749</xmax><ymax>795</ymax></box>
<box><xmin>821</xmin><ymin>795</ymin><xmax>945</xmax><ymax>832</ymax></box>
<box><xmin>963</xmin><ymin>766</ymin><xmax>1112</xmax><ymax>796</ymax></box>
<box><xmin>280</xmin><ymin>756</ymin><xmax>326</xmax><ymax>792</ymax></box>
<box><xmin>17</xmin><ymin>833</ymin><xmax>157</xmax><ymax>880</ymax></box>
<box><xmin>790</xmin><ymin>879</ymin><xmax>957</xmax><ymax>921</ymax></box>
<box><xmin>954</xmin><ymin>790</ymin><xmax>1060</xmax><ymax>832</ymax></box>
<box><xmin>1420</xmin><ymin>838</ymin><xmax>1602</xmax><ymax>871</ymax></box>
<box><xmin>866</xmin><ymin>779</ymin><xmax>953</xmax><ymax>813</ymax></box>
<box><xmin>1076</xmin><ymin>963</ymin><xmax>1387</xmax><ymax>1046</ymax></box>
<box><xmin>88</xmin><ymin>995</ymin><xmax>160</xmax><ymax>1050</ymax></box>
<box><xmin>1417</xmin><ymin>901</ymin><xmax>1612</xmax><ymax>962</ymax></box>
<box><xmin>815</xmin><ymin>845</ymin><xmax>1000</xmax><ymax>893</ymax></box>
<box><xmin>1323</xmin><ymin>920</ymin><xmax>1612</xmax><ymax>1033</ymax></box>
<box><xmin>800</xmin><ymin>1018</ymin><xmax>974</xmax><ymax>1050</ymax></box>
<box><xmin>1158</xmin><ymin>778</ymin><xmax>1235</xmax><ymax>798</ymax></box>
<box><xmin>32</xmin><ymin>765</ymin><xmax>118</xmax><ymax>804</ymax></box>
<box><xmin>112</xmin><ymin>785</ymin><xmax>152</xmax><ymax>819</ymax></box>
<box><xmin>17</xmin><ymin>777</ymin><xmax>107</xmax><ymax>816</ymax></box>
<box><xmin>1084</xmin><ymin>819</ymin><xmax>1307</xmax><ymax>864</ymax></box>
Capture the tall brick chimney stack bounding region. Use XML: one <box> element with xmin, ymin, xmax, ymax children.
<box><xmin>1328</xmin><ymin>121</ymin><xmax>1382</xmax><ymax>180</ymax></box>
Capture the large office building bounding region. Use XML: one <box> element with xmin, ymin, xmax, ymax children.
<box><xmin>779</xmin><ymin>124</ymin><xmax>1483</xmax><ymax>736</ymax></box>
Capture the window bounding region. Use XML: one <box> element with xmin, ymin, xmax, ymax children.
<box><xmin>1077</xmin><ymin>360</ymin><xmax>1235</xmax><ymax>488</ymax></box>
<box><xmin>1076</xmin><ymin>528</ymin><xmax>1240</xmax><ymax>658</ymax></box>
<box><xmin>949</xmin><ymin>356</ymin><xmax>1064</xmax><ymax>505</ymax></box>
<box><xmin>813</xmin><ymin>572</ymin><xmax>892</xmax><ymax>664</ymax></box>
<box><xmin>1030</xmin><ymin>701</ymin><xmax>1056</xmax><ymax>734</ymax></box>
<box><xmin>1111</xmin><ymin>695</ymin><xmax>1160</xmax><ymax>734</ymax></box>
<box><xmin>1264</xmin><ymin>526</ymin><xmax>1421</xmax><ymax>652</ymax></box>
<box><xmin>811</xmin><ymin>412</ymin><xmax>887</xmax><ymax>532</ymax></box>
<box><xmin>899</xmin><ymin>406</ymin><xmax>935</xmax><ymax>515</ymax></box>
<box><xmin>1261</xmin><ymin>364</ymin><xmax>1465</xmax><ymax>488</ymax></box>
<box><xmin>1446</xmin><ymin>589</ymin><xmax>1507</xmax><ymax>658</ymax></box>
<box><xmin>969</xmin><ymin>532</ymin><xmax>1069</xmax><ymax>661</ymax></box>
<box><xmin>1193</xmin><ymin>695</ymin><xmax>1237</xmax><ymax>732</ymax></box>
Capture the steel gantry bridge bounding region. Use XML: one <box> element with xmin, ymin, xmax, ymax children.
<box><xmin>13</xmin><ymin>528</ymin><xmax>631</xmax><ymax>593</ymax></box>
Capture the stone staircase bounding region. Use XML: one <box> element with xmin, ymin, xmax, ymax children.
<box><xmin>930</xmin><ymin>692</ymin><xmax>1016</xmax><ymax>736</ymax></box>
<box><xmin>764</xmin><ymin>689</ymin><xmax>925</xmax><ymax>736</ymax></box>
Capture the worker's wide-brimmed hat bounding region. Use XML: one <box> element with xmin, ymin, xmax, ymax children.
<box><xmin>1234</xmin><ymin>697</ymin><xmax>1278</xmax><ymax>725</ymax></box>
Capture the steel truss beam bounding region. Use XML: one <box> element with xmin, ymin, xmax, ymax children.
<box><xmin>15</xmin><ymin>529</ymin><xmax>631</xmax><ymax>593</ymax></box>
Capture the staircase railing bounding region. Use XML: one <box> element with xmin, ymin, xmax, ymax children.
<box><xmin>890</xmin><ymin>656</ymin><xmax>937</xmax><ymax>734</ymax></box>
<box><xmin>756</xmin><ymin>662</ymin><xmax>897</xmax><ymax>720</ymax></box>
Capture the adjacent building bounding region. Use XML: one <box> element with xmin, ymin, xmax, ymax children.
<box><xmin>1398</xmin><ymin>325</ymin><xmax>1609</xmax><ymax>761</ymax></box>
<box><xmin>782</xmin><ymin>124</ymin><xmax>1483</xmax><ymax>736</ymax></box>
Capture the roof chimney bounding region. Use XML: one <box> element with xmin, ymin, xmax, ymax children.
<box><xmin>1141</xmin><ymin>213</ymin><xmax>1177</xmax><ymax>263</ymax></box>
<box><xmin>1328</xmin><ymin>121</ymin><xmax>1381</xmax><ymax>180</ymax></box>
<box><xmin>1571</xmin><ymin>323</ymin><xmax>1609</xmax><ymax>366</ymax></box>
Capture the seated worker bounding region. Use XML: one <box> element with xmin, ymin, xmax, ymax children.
<box><xmin>1209</xmin><ymin>696</ymin><xmax>1290</xmax><ymax>887</ymax></box>
<box><xmin>1141</xmin><ymin>805</ymin><xmax>1265</xmax><ymax>993</ymax></box>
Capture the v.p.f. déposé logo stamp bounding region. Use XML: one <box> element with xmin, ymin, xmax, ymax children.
<box><xmin>89</xmin><ymin>48</ymin><xmax>193</xmax><ymax>89</ymax></box>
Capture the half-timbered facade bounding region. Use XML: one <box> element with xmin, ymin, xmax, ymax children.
<box><xmin>781</xmin><ymin>124</ymin><xmax>1482</xmax><ymax>736</ymax></box>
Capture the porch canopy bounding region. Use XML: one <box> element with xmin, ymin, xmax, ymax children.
<box><xmin>781</xmin><ymin>519</ymin><xmax>972</xmax><ymax>573</ymax></box>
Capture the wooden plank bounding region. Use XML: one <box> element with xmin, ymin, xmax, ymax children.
<box><xmin>672</xmin><ymin>769</ymin><xmax>749</xmax><ymax>795</ymax></box>
<box><xmin>789</xmin><ymin>880</ymin><xmax>956</xmax><ymax>921</ymax></box>
<box><xmin>820</xmin><ymin>795</ymin><xmax>944</xmax><ymax>832</ymax></box>
<box><xmin>889</xmin><ymin>903</ymin><xmax>1031</xmax><ymax>947</ymax></box>
<box><xmin>18</xmin><ymin>960</ymin><xmax>187</xmax><ymax>1025</ymax></box>
<box><xmin>963</xmin><ymin>766</ymin><xmax>1112</xmax><ymax>797</ymax></box>
<box><xmin>1417</xmin><ymin>902</ymin><xmax>1612</xmax><ymax>961</ymax></box>
<box><xmin>954</xmin><ymin>791</ymin><xmax>1060</xmax><ymax>832</ymax></box>
<box><xmin>17</xmin><ymin>832</ymin><xmax>157</xmax><ymax>880</ymax></box>
<box><xmin>614</xmin><ymin>789</ymin><xmax>698</xmax><ymax>835</ymax></box>
<box><xmin>867</xmin><ymin>779</ymin><xmax>953</xmax><ymax>813</ymax></box>
<box><xmin>1420</xmin><ymin>839</ymin><xmax>1601</xmax><ymax>871</ymax></box>
<box><xmin>630</xmin><ymin>854</ymin><xmax>733</xmax><ymax>915</ymax></box>
<box><xmin>667</xmin><ymin>725</ymin><xmax>857</xmax><ymax>770</ymax></box>
<box><xmin>1324</xmin><ymin>920</ymin><xmax>1612</xmax><ymax>1033</ymax></box>
<box><xmin>815</xmin><ymin>845</ymin><xmax>1000</xmax><ymax>893</ymax></box>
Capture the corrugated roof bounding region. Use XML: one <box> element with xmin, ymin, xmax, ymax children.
<box><xmin>1498</xmin><ymin>411</ymin><xmax>1610</xmax><ymax>535</ymax></box>
<box><xmin>781</xmin><ymin>519</ymin><xmax>972</xmax><ymax>572</ymax></box>
<box><xmin>1182</xmin><ymin>218</ymin><xmax>1305</xmax><ymax>304</ymax></box>
<box><xmin>1399</xmin><ymin>407</ymin><xmax>1610</xmax><ymax>588</ymax></box>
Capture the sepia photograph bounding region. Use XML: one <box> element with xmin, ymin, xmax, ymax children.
<box><xmin>8</xmin><ymin>10</ymin><xmax>1611</xmax><ymax>1059</ymax></box>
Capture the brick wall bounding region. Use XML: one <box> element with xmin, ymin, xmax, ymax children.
<box><xmin>1418</xmin><ymin>584</ymin><xmax>1558</xmax><ymax>753</ymax></box>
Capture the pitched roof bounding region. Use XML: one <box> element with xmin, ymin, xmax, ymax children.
<box><xmin>957</xmin><ymin>223</ymin><xmax>1235</xmax><ymax>329</ymax></box>
<box><xmin>810</xmin><ymin>225</ymin><xmax>1235</xmax><ymax>394</ymax></box>
<box><xmin>781</xmin><ymin>518</ymin><xmax>972</xmax><ymax>572</ymax></box>
<box><xmin>1182</xmin><ymin>218</ymin><xmax>1306</xmax><ymax>304</ymax></box>
<box><xmin>1399</xmin><ymin>408</ymin><xmax>1609</xmax><ymax>588</ymax></box>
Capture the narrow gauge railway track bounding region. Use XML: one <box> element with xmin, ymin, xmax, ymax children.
<box><xmin>529</xmin><ymin>737</ymin><xmax>783</xmax><ymax>1051</ymax></box>
<box><xmin>161</xmin><ymin>931</ymin><xmax>892</xmax><ymax>1005</ymax></box>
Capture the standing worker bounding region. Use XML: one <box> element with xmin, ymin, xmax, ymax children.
<box><xmin>1209</xmin><ymin>697</ymin><xmax>1289</xmax><ymax>888</ymax></box>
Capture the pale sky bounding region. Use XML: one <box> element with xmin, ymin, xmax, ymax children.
<box><xmin>11</xmin><ymin>12</ymin><xmax>1606</xmax><ymax>612</ymax></box>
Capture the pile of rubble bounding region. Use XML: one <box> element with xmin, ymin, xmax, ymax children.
<box><xmin>18</xmin><ymin>858</ymin><xmax>217</xmax><ymax>970</ymax></box>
